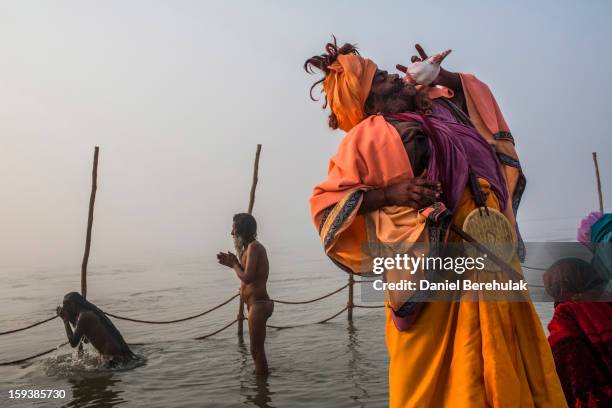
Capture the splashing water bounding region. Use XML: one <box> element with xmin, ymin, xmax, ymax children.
<box><xmin>40</xmin><ymin>345</ymin><xmax>145</xmax><ymax>377</ymax></box>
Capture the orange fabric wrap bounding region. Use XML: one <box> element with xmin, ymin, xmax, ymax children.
<box><xmin>323</xmin><ymin>54</ymin><xmax>378</xmax><ymax>132</ymax></box>
<box><xmin>310</xmin><ymin>115</ymin><xmax>426</xmax><ymax>273</ymax></box>
<box><xmin>460</xmin><ymin>73</ymin><xmax>524</xmax><ymax>231</ymax></box>
<box><xmin>460</xmin><ymin>73</ymin><xmax>510</xmax><ymax>135</ymax></box>
<box><xmin>310</xmin><ymin>115</ymin><xmax>412</xmax><ymax>226</ymax></box>
<box><xmin>460</xmin><ymin>73</ymin><xmax>522</xmax><ymax>201</ymax></box>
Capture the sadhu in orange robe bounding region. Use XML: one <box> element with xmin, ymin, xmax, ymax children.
<box><xmin>310</xmin><ymin>74</ymin><xmax>567</xmax><ymax>407</ymax></box>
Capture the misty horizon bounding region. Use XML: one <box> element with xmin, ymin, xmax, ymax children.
<box><xmin>1</xmin><ymin>1</ymin><xmax>610</xmax><ymax>268</ymax></box>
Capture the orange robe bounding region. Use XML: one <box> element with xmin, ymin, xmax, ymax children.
<box><xmin>310</xmin><ymin>79</ymin><xmax>566</xmax><ymax>407</ymax></box>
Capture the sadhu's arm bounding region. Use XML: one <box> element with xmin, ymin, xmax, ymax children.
<box><xmin>358</xmin><ymin>119</ymin><xmax>440</xmax><ymax>215</ymax></box>
<box><xmin>358</xmin><ymin>172</ymin><xmax>440</xmax><ymax>214</ymax></box>
<box><xmin>231</xmin><ymin>245</ymin><xmax>260</xmax><ymax>284</ymax></box>
<box><xmin>358</xmin><ymin>188</ymin><xmax>387</xmax><ymax>214</ymax></box>
<box><xmin>434</xmin><ymin>68</ymin><xmax>462</xmax><ymax>93</ymax></box>
<box><xmin>62</xmin><ymin>313</ymin><xmax>92</xmax><ymax>347</ymax></box>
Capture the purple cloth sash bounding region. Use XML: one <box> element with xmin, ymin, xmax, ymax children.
<box><xmin>390</xmin><ymin>109</ymin><xmax>508</xmax><ymax>212</ymax></box>
<box><xmin>388</xmin><ymin>106</ymin><xmax>509</xmax><ymax>332</ymax></box>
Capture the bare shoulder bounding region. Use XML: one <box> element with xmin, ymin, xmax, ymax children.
<box><xmin>248</xmin><ymin>240</ymin><xmax>267</xmax><ymax>256</ymax></box>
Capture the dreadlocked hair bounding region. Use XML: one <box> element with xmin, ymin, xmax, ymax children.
<box><xmin>304</xmin><ymin>36</ymin><xmax>359</xmax><ymax>130</ymax></box>
<box><xmin>63</xmin><ymin>292</ymin><xmax>135</xmax><ymax>359</ymax></box>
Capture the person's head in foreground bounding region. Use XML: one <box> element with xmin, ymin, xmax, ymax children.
<box><xmin>543</xmin><ymin>258</ymin><xmax>608</xmax><ymax>303</ymax></box>
<box><xmin>304</xmin><ymin>37</ymin><xmax>430</xmax><ymax>132</ymax></box>
<box><xmin>58</xmin><ymin>292</ymin><xmax>134</xmax><ymax>363</ymax></box>
<box><xmin>232</xmin><ymin>213</ymin><xmax>257</xmax><ymax>259</ymax></box>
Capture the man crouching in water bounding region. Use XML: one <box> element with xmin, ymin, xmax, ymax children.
<box><xmin>217</xmin><ymin>213</ymin><xmax>273</xmax><ymax>375</ymax></box>
<box><xmin>57</xmin><ymin>292</ymin><xmax>134</xmax><ymax>367</ymax></box>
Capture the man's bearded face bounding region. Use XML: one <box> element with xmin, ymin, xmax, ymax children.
<box><xmin>364</xmin><ymin>69</ymin><xmax>418</xmax><ymax>115</ymax></box>
<box><xmin>231</xmin><ymin>222</ymin><xmax>246</xmax><ymax>260</ymax></box>
<box><xmin>370</xmin><ymin>69</ymin><xmax>414</xmax><ymax>99</ymax></box>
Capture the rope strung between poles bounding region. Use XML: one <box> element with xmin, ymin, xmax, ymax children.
<box><xmin>0</xmin><ymin>315</ymin><xmax>58</xmax><ymax>336</ymax></box>
<box><xmin>266</xmin><ymin>306</ymin><xmax>348</xmax><ymax>330</ymax></box>
<box><xmin>195</xmin><ymin>319</ymin><xmax>238</xmax><ymax>340</ymax></box>
<box><xmin>105</xmin><ymin>293</ymin><xmax>239</xmax><ymax>324</ymax></box>
<box><xmin>272</xmin><ymin>283</ymin><xmax>348</xmax><ymax>305</ymax></box>
<box><xmin>0</xmin><ymin>299</ymin><xmax>380</xmax><ymax>363</ymax></box>
<box><xmin>1</xmin><ymin>319</ymin><xmax>242</xmax><ymax>364</ymax></box>
<box><xmin>0</xmin><ymin>342</ymin><xmax>68</xmax><ymax>366</ymax></box>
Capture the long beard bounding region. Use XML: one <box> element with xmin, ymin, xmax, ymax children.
<box><xmin>392</xmin><ymin>85</ymin><xmax>416</xmax><ymax>111</ymax></box>
<box><xmin>389</xmin><ymin>79</ymin><xmax>408</xmax><ymax>96</ymax></box>
<box><xmin>380</xmin><ymin>80</ymin><xmax>417</xmax><ymax>114</ymax></box>
<box><xmin>233</xmin><ymin>235</ymin><xmax>246</xmax><ymax>262</ymax></box>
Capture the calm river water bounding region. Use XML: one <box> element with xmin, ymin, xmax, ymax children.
<box><xmin>1</xmin><ymin>248</ymin><xmax>553</xmax><ymax>407</ymax></box>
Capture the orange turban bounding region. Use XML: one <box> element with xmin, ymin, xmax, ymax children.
<box><xmin>323</xmin><ymin>54</ymin><xmax>378</xmax><ymax>132</ymax></box>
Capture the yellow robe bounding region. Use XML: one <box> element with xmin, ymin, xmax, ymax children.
<box><xmin>385</xmin><ymin>181</ymin><xmax>566</xmax><ymax>407</ymax></box>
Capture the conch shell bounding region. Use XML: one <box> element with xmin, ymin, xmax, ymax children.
<box><xmin>402</xmin><ymin>49</ymin><xmax>452</xmax><ymax>86</ymax></box>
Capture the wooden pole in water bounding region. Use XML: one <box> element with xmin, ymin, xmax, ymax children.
<box><xmin>81</xmin><ymin>146</ymin><xmax>99</xmax><ymax>299</ymax></box>
<box><xmin>237</xmin><ymin>294</ymin><xmax>245</xmax><ymax>337</ymax></box>
<box><xmin>248</xmin><ymin>144</ymin><xmax>262</xmax><ymax>214</ymax></box>
<box><xmin>592</xmin><ymin>152</ymin><xmax>604</xmax><ymax>212</ymax></box>
<box><xmin>347</xmin><ymin>274</ymin><xmax>354</xmax><ymax>322</ymax></box>
<box><xmin>238</xmin><ymin>144</ymin><xmax>262</xmax><ymax>336</ymax></box>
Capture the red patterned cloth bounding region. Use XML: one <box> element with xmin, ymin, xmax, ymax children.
<box><xmin>548</xmin><ymin>302</ymin><xmax>612</xmax><ymax>407</ymax></box>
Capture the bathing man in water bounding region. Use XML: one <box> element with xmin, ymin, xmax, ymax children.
<box><xmin>57</xmin><ymin>292</ymin><xmax>134</xmax><ymax>367</ymax></box>
<box><xmin>217</xmin><ymin>213</ymin><xmax>273</xmax><ymax>375</ymax></box>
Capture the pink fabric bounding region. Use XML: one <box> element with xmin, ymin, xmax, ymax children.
<box><xmin>578</xmin><ymin>212</ymin><xmax>604</xmax><ymax>244</ymax></box>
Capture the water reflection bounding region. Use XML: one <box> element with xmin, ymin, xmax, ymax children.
<box><xmin>244</xmin><ymin>376</ymin><xmax>274</xmax><ymax>408</ymax></box>
<box><xmin>238</xmin><ymin>339</ymin><xmax>275</xmax><ymax>408</ymax></box>
<box><xmin>347</xmin><ymin>320</ymin><xmax>368</xmax><ymax>407</ymax></box>
<box><xmin>238</xmin><ymin>337</ymin><xmax>248</xmax><ymax>372</ymax></box>
<box><xmin>63</xmin><ymin>373</ymin><xmax>124</xmax><ymax>408</ymax></box>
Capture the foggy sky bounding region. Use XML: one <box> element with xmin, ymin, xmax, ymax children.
<box><xmin>1</xmin><ymin>0</ymin><xmax>610</xmax><ymax>268</ymax></box>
